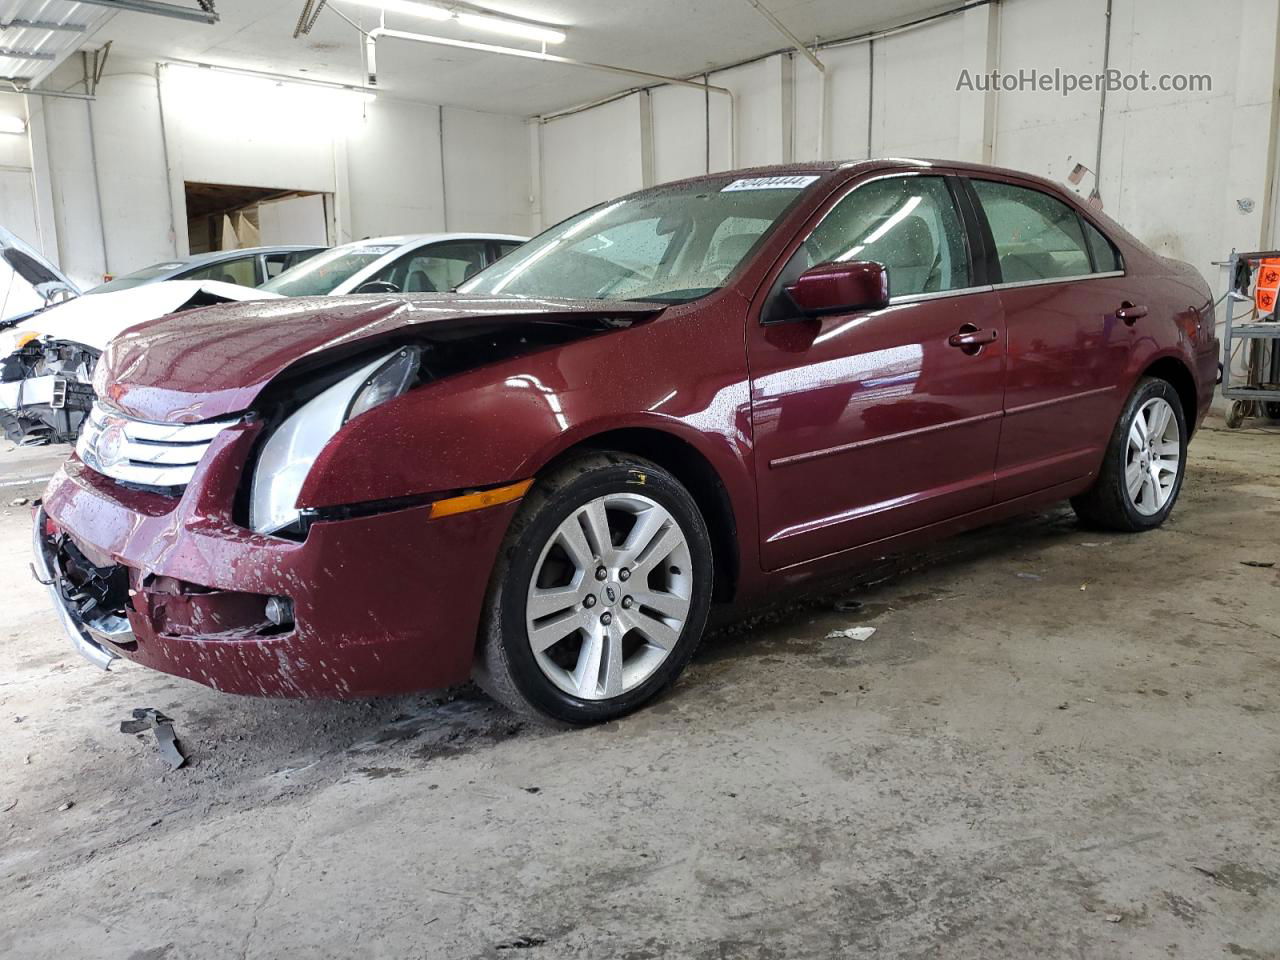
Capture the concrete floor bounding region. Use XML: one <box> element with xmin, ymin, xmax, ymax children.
<box><xmin>2</xmin><ymin>423</ymin><xmax>1278</xmax><ymax>959</ymax></box>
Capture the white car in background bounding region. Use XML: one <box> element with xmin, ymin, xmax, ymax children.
<box><xmin>0</xmin><ymin>232</ymin><xmax>528</xmax><ymax>445</ymax></box>
<box><xmin>256</xmin><ymin>232</ymin><xmax>527</xmax><ymax>297</ymax></box>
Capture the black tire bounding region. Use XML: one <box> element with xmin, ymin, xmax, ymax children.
<box><xmin>1071</xmin><ymin>377</ymin><xmax>1188</xmax><ymax>532</ymax></box>
<box><xmin>1265</xmin><ymin>402</ymin><xmax>1280</xmax><ymax>421</ymax></box>
<box><xmin>474</xmin><ymin>452</ymin><xmax>714</xmax><ymax>725</ymax></box>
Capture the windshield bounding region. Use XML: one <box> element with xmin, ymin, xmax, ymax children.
<box><xmin>459</xmin><ymin>175</ymin><xmax>821</xmax><ymax>303</ymax></box>
<box><xmin>260</xmin><ymin>243</ymin><xmax>397</xmax><ymax>297</ymax></box>
<box><xmin>90</xmin><ymin>261</ymin><xmax>187</xmax><ymax>294</ymax></box>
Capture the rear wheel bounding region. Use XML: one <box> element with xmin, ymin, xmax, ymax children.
<box><xmin>1071</xmin><ymin>377</ymin><xmax>1187</xmax><ymax>531</ymax></box>
<box><xmin>474</xmin><ymin>452</ymin><xmax>713</xmax><ymax>725</ymax></box>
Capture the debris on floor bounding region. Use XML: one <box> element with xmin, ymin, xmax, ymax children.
<box><xmin>120</xmin><ymin>708</ymin><xmax>188</xmax><ymax>770</ymax></box>
<box><xmin>9</xmin><ymin>496</ymin><xmax>29</xmax><ymax>507</ymax></box>
<box><xmin>1240</xmin><ymin>560</ymin><xmax>1275</xmax><ymax>568</ymax></box>
<box><xmin>834</xmin><ymin>597</ymin><xmax>864</xmax><ymax>612</ymax></box>
<box><xmin>1016</xmin><ymin>572</ymin><xmax>1043</xmax><ymax>580</ymax></box>
<box><xmin>1105</xmin><ymin>913</ymin><xmax>1123</xmax><ymax>923</ymax></box>
<box><xmin>57</xmin><ymin>800</ymin><xmax>73</xmax><ymax>811</ymax></box>
<box><xmin>826</xmin><ymin>626</ymin><xmax>877</xmax><ymax>642</ymax></box>
<box><xmin>496</xmin><ymin>935</ymin><xmax>547</xmax><ymax>950</ymax></box>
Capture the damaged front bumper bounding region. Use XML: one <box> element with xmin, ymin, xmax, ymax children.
<box><xmin>31</xmin><ymin>505</ymin><xmax>124</xmax><ymax>670</ymax></box>
<box><xmin>36</xmin><ymin>445</ymin><xmax>520</xmax><ymax>698</ymax></box>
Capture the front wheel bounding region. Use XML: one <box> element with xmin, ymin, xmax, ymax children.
<box><xmin>1071</xmin><ymin>377</ymin><xmax>1187</xmax><ymax>531</ymax></box>
<box><xmin>474</xmin><ymin>452</ymin><xmax>713</xmax><ymax>725</ymax></box>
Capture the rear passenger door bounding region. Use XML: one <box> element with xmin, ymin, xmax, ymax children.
<box><xmin>965</xmin><ymin>178</ymin><xmax>1135</xmax><ymax>501</ymax></box>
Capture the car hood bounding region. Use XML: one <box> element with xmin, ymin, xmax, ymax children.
<box><xmin>99</xmin><ymin>294</ymin><xmax>665</xmax><ymax>422</ymax></box>
<box><xmin>0</xmin><ymin>279</ymin><xmax>276</xmax><ymax>356</ymax></box>
<box><xmin>0</xmin><ymin>226</ymin><xmax>80</xmax><ymax>326</ymax></box>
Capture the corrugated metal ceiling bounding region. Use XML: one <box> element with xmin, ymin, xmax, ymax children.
<box><xmin>0</xmin><ymin>1</ymin><xmax>114</xmax><ymax>90</ymax></box>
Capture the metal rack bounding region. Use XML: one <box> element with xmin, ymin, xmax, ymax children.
<box><xmin>1220</xmin><ymin>249</ymin><xmax>1280</xmax><ymax>429</ymax></box>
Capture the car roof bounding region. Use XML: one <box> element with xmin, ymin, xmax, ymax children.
<box><xmin>644</xmin><ymin>157</ymin><xmax>1081</xmax><ymax>193</ymax></box>
<box><xmin>177</xmin><ymin>245</ymin><xmax>326</xmax><ymax>268</ymax></box>
<box><xmin>343</xmin><ymin>232</ymin><xmax>528</xmax><ymax>248</ymax></box>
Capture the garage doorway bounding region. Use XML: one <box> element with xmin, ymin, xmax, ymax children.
<box><xmin>184</xmin><ymin>182</ymin><xmax>333</xmax><ymax>256</ymax></box>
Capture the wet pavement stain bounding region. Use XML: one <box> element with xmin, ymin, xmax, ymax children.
<box><xmin>355</xmin><ymin>766</ymin><xmax>406</xmax><ymax>780</ymax></box>
<box><xmin>1207</xmin><ymin>863</ymin><xmax>1278</xmax><ymax>896</ymax></box>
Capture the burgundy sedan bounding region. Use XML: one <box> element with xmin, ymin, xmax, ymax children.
<box><xmin>34</xmin><ymin>160</ymin><xmax>1217</xmax><ymax>724</ymax></box>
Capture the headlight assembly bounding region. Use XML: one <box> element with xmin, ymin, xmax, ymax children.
<box><xmin>250</xmin><ymin>346</ymin><xmax>420</xmax><ymax>535</ymax></box>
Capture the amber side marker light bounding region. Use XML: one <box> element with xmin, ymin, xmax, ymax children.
<box><xmin>428</xmin><ymin>479</ymin><xmax>534</xmax><ymax>519</ymax></box>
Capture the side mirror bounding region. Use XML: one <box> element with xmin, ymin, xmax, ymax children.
<box><xmin>784</xmin><ymin>261</ymin><xmax>889</xmax><ymax>316</ymax></box>
<box><xmin>354</xmin><ymin>280</ymin><xmax>400</xmax><ymax>294</ymax></box>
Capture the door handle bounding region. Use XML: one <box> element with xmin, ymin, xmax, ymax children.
<box><xmin>1117</xmin><ymin>301</ymin><xmax>1148</xmax><ymax>324</ymax></box>
<box><xmin>947</xmin><ymin>325</ymin><xmax>999</xmax><ymax>355</ymax></box>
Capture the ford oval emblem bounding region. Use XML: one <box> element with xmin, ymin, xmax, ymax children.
<box><xmin>95</xmin><ymin>421</ymin><xmax>128</xmax><ymax>469</ymax></box>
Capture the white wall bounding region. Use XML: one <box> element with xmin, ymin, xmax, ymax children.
<box><xmin>529</xmin><ymin>0</ymin><xmax>1280</xmax><ymax>298</ymax></box>
<box><xmin>651</xmin><ymin>85</ymin><xmax>710</xmax><ymax>184</ymax></box>
<box><xmin>991</xmin><ymin>0</ymin><xmax>1108</xmax><ymax>184</ymax></box>
<box><xmin>539</xmin><ymin>93</ymin><xmax>644</xmax><ymax>225</ymax></box>
<box><xmin>21</xmin><ymin>58</ymin><xmax>534</xmax><ymax>285</ymax></box>
<box><xmin>1097</xmin><ymin>0</ymin><xmax>1279</xmax><ymax>279</ymax></box>
<box><xmin>346</xmin><ymin>98</ymin><xmax>444</xmax><ymax>240</ymax></box>
<box><xmin>442</xmin><ymin>106</ymin><xmax>536</xmax><ymax>237</ymax></box>
<box><xmin>0</xmin><ymin>91</ymin><xmax>39</xmax><ymax>251</ymax></box>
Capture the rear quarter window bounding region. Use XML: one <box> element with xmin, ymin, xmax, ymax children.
<box><xmin>1082</xmin><ymin>220</ymin><xmax>1122</xmax><ymax>272</ymax></box>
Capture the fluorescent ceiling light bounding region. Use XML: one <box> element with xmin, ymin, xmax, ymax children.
<box><xmin>0</xmin><ymin>114</ymin><xmax>26</xmax><ymax>135</ymax></box>
<box><xmin>338</xmin><ymin>0</ymin><xmax>565</xmax><ymax>43</ymax></box>
<box><xmin>341</xmin><ymin>0</ymin><xmax>451</xmax><ymax>21</ymax></box>
<box><xmin>454</xmin><ymin>11</ymin><xmax>564</xmax><ymax>44</ymax></box>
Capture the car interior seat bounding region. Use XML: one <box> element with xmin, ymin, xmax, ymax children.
<box><xmin>404</xmin><ymin>269</ymin><xmax>436</xmax><ymax>292</ymax></box>
<box><xmin>861</xmin><ymin>214</ymin><xmax>938</xmax><ymax>296</ymax></box>
<box><xmin>708</xmin><ymin>234</ymin><xmax>760</xmax><ymax>273</ymax></box>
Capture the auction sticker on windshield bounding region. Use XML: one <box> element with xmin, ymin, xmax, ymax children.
<box><xmin>721</xmin><ymin>175</ymin><xmax>820</xmax><ymax>192</ymax></box>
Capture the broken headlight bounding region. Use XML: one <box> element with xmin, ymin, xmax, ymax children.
<box><xmin>249</xmin><ymin>347</ymin><xmax>420</xmax><ymax>535</ymax></box>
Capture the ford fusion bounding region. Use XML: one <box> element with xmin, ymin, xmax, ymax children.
<box><xmin>34</xmin><ymin>160</ymin><xmax>1218</xmax><ymax>724</ymax></box>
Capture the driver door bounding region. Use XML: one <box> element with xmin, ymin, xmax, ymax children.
<box><xmin>747</xmin><ymin>174</ymin><xmax>1006</xmax><ymax>570</ymax></box>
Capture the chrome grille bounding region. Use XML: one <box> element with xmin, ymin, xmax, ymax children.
<box><xmin>77</xmin><ymin>401</ymin><xmax>241</xmax><ymax>489</ymax></box>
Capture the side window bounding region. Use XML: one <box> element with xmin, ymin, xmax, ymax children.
<box><xmin>370</xmin><ymin>241</ymin><xmax>489</xmax><ymax>292</ymax></box>
<box><xmin>971</xmin><ymin>180</ymin><xmax>1092</xmax><ymax>282</ymax></box>
<box><xmin>805</xmin><ymin>176</ymin><xmax>970</xmax><ymax>297</ymax></box>
<box><xmin>494</xmin><ymin>241</ymin><xmax>523</xmax><ymax>260</ymax></box>
<box><xmin>184</xmin><ymin>255</ymin><xmax>259</xmax><ymax>287</ymax></box>
<box><xmin>263</xmin><ymin>252</ymin><xmax>295</xmax><ymax>278</ymax></box>
<box><xmin>1082</xmin><ymin>219</ymin><xmax>1122</xmax><ymax>272</ymax></box>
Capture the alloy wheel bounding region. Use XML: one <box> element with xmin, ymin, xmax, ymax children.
<box><xmin>524</xmin><ymin>493</ymin><xmax>693</xmax><ymax>700</ymax></box>
<box><xmin>1125</xmin><ymin>397</ymin><xmax>1180</xmax><ymax>516</ymax></box>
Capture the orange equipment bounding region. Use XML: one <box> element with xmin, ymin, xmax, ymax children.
<box><xmin>1256</xmin><ymin>258</ymin><xmax>1280</xmax><ymax>314</ymax></box>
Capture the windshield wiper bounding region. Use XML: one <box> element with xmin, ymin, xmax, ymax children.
<box><xmin>623</xmin><ymin>288</ymin><xmax>714</xmax><ymax>304</ymax></box>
